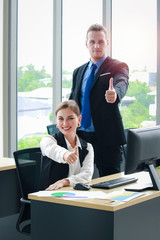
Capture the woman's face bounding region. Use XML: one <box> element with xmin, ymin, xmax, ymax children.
<box><xmin>56</xmin><ymin>108</ymin><xmax>81</xmax><ymax>137</ymax></box>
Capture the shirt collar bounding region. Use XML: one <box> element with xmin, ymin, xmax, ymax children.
<box><xmin>64</xmin><ymin>135</ymin><xmax>81</xmax><ymax>150</ymax></box>
<box><xmin>89</xmin><ymin>54</ymin><xmax>108</xmax><ymax>70</ymax></box>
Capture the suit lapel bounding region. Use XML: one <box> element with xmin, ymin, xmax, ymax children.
<box><xmin>77</xmin><ymin>63</ymin><xmax>88</xmax><ymax>90</ymax></box>
<box><xmin>54</xmin><ymin>132</ymin><xmax>67</xmax><ymax>149</ymax></box>
<box><xmin>92</xmin><ymin>57</ymin><xmax>112</xmax><ymax>88</ymax></box>
<box><xmin>78</xmin><ymin>137</ymin><xmax>88</xmax><ymax>167</ymax></box>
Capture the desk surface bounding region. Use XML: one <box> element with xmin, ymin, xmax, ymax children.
<box><xmin>0</xmin><ymin>158</ymin><xmax>16</xmax><ymax>171</ymax></box>
<box><xmin>29</xmin><ymin>171</ymin><xmax>160</xmax><ymax>212</ymax></box>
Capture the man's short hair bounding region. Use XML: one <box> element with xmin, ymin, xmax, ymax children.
<box><xmin>86</xmin><ymin>24</ymin><xmax>108</xmax><ymax>40</ymax></box>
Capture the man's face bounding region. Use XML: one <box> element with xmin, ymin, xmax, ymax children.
<box><xmin>86</xmin><ymin>30</ymin><xmax>109</xmax><ymax>63</ymax></box>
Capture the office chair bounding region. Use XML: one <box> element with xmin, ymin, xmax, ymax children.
<box><xmin>121</xmin><ymin>128</ymin><xmax>136</xmax><ymax>171</ymax></box>
<box><xmin>47</xmin><ymin>123</ymin><xmax>59</xmax><ymax>135</ymax></box>
<box><xmin>121</xmin><ymin>128</ymin><xmax>129</xmax><ymax>172</ymax></box>
<box><xmin>13</xmin><ymin>147</ymin><xmax>42</xmax><ymax>236</ymax></box>
<box><xmin>122</xmin><ymin>129</ymin><xmax>129</xmax><ymax>158</ymax></box>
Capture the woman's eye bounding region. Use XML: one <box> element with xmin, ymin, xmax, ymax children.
<box><xmin>68</xmin><ymin>117</ymin><xmax>75</xmax><ymax>120</ymax></box>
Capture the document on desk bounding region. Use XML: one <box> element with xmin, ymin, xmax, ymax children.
<box><xmin>34</xmin><ymin>190</ymin><xmax>109</xmax><ymax>200</ymax></box>
<box><xmin>104</xmin><ymin>190</ymin><xmax>146</xmax><ymax>202</ymax></box>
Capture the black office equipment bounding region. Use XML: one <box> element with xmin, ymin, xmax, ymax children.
<box><xmin>91</xmin><ymin>177</ymin><xmax>137</xmax><ymax>189</ymax></box>
<box><xmin>125</xmin><ymin>126</ymin><xmax>160</xmax><ymax>191</ymax></box>
<box><xmin>74</xmin><ymin>183</ymin><xmax>91</xmax><ymax>190</ymax></box>
<box><xmin>13</xmin><ymin>147</ymin><xmax>42</xmax><ymax>235</ymax></box>
<box><xmin>47</xmin><ymin>124</ymin><xmax>59</xmax><ymax>135</ymax></box>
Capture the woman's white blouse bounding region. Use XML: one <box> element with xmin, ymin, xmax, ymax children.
<box><xmin>40</xmin><ymin>134</ymin><xmax>94</xmax><ymax>186</ymax></box>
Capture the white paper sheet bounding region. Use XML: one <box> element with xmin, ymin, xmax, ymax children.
<box><xmin>34</xmin><ymin>190</ymin><xmax>109</xmax><ymax>199</ymax></box>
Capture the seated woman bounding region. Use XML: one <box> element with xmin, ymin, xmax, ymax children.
<box><xmin>40</xmin><ymin>100</ymin><xmax>94</xmax><ymax>190</ymax></box>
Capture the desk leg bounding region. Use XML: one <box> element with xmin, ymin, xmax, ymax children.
<box><xmin>31</xmin><ymin>200</ymin><xmax>114</xmax><ymax>240</ymax></box>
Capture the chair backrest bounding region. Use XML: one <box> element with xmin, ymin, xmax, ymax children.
<box><xmin>121</xmin><ymin>129</ymin><xmax>130</xmax><ymax>171</ymax></box>
<box><xmin>47</xmin><ymin>124</ymin><xmax>59</xmax><ymax>135</ymax></box>
<box><xmin>13</xmin><ymin>147</ymin><xmax>42</xmax><ymax>199</ymax></box>
<box><xmin>122</xmin><ymin>128</ymin><xmax>129</xmax><ymax>160</ymax></box>
<box><xmin>123</xmin><ymin>128</ymin><xmax>136</xmax><ymax>157</ymax></box>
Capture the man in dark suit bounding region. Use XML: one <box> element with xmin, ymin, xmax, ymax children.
<box><xmin>69</xmin><ymin>24</ymin><xmax>129</xmax><ymax>177</ymax></box>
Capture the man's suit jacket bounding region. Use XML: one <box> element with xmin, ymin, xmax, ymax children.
<box><xmin>69</xmin><ymin>57</ymin><xmax>129</xmax><ymax>146</ymax></box>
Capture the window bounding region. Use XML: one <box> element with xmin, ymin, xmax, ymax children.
<box><xmin>112</xmin><ymin>0</ymin><xmax>157</xmax><ymax>129</ymax></box>
<box><xmin>62</xmin><ymin>0</ymin><xmax>102</xmax><ymax>100</ymax></box>
<box><xmin>17</xmin><ymin>0</ymin><xmax>53</xmax><ymax>149</ymax></box>
<box><xmin>2</xmin><ymin>0</ymin><xmax>160</xmax><ymax>157</ymax></box>
<box><xmin>0</xmin><ymin>0</ymin><xmax>2</xmax><ymax>157</ymax></box>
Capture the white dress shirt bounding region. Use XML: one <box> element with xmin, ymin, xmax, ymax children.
<box><xmin>40</xmin><ymin>134</ymin><xmax>94</xmax><ymax>186</ymax></box>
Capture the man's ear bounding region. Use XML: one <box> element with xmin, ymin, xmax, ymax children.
<box><xmin>85</xmin><ymin>40</ymin><xmax>88</xmax><ymax>48</ymax></box>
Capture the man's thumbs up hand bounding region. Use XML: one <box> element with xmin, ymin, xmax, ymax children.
<box><xmin>109</xmin><ymin>77</ymin><xmax>114</xmax><ymax>90</ymax></box>
<box><xmin>105</xmin><ymin>78</ymin><xmax>117</xmax><ymax>103</ymax></box>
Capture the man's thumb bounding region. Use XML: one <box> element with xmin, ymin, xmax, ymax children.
<box><xmin>109</xmin><ymin>78</ymin><xmax>114</xmax><ymax>90</ymax></box>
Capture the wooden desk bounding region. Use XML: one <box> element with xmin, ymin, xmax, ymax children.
<box><xmin>0</xmin><ymin>157</ymin><xmax>16</xmax><ymax>171</ymax></box>
<box><xmin>29</xmin><ymin>172</ymin><xmax>160</xmax><ymax>240</ymax></box>
<box><xmin>0</xmin><ymin>158</ymin><xmax>21</xmax><ymax>217</ymax></box>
